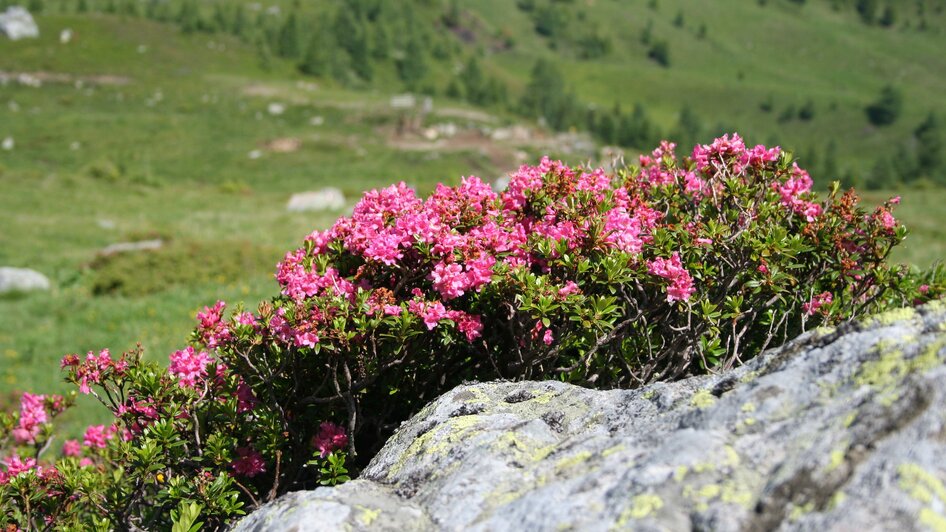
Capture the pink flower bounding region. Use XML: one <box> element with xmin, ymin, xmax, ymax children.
<box><xmin>919</xmin><ymin>284</ymin><xmax>930</xmax><ymax>294</ymax></box>
<box><xmin>543</xmin><ymin>329</ymin><xmax>554</xmax><ymax>346</ymax></box>
<box><xmin>236</xmin><ymin>381</ymin><xmax>259</xmax><ymax>413</ymax></box>
<box><xmin>168</xmin><ymin>346</ymin><xmax>213</xmax><ymax>388</ymax></box>
<box><xmin>196</xmin><ymin>301</ymin><xmax>231</xmax><ymax>348</ymax></box>
<box><xmin>802</xmin><ymin>291</ymin><xmax>833</xmax><ymax>316</ymax></box>
<box><xmin>13</xmin><ymin>392</ymin><xmax>47</xmax><ymax>444</ymax></box>
<box><xmin>431</xmin><ymin>262</ymin><xmax>467</xmax><ymax>300</ymax></box>
<box><xmin>647</xmin><ymin>253</ymin><xmax>695</xmax><ymax>303</ymax></box>
<box><xmin>232</xmin><ymin>447</ymin><xmax>267</xmax><ymax>477</ymax></box>
<box><xmin>294</xmin><ymin>331</ymin><xmax>319</xmax><ymax>348</ymax></box>
<box><xmin>235</xmin><ymin>312</ymin><xmax>257</xmax><ymax>326</ymax></box>
<box><xmin>312</xmin><ymin>422</ymin><xmax>349</xmax><ymax>458</ymax></box>
<box><xmin>83</xmin><ymin>424</ymin><xmax>115</xmax><ymax>449</ymax></box>
<box><xmin>2</xmin><ymin>455</ymin><xmax>36</xmax><ymax>481</ymax></box>
<box><xmin>558</xmin><ymin>281</ymin><xmax>580</xmax><ymax>298</ymax></box>
<box><xmin>62</xmin><ymin>439</ymin><xmax>82</xmax><ymax>457</ymax></box>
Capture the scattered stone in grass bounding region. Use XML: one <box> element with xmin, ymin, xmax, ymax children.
<box><xmin>0</xmin><ymin>7</ymin><xmax>39</xmax><ymax>41</ymax></box>
<box><xmin>287</xmin><ymin>188</ymin><xmax>346</xmax><ymax>212</ymax></box>
<box><xmin>0</xmin><ymin>267</ymin><xmax>50</xmax><ymax>294</ymax></box>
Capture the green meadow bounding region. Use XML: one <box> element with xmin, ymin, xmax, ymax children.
<box><xmin>0</xmin><ymin>2</ymin><xmax>943</xmax><ymax>430</ymax></box>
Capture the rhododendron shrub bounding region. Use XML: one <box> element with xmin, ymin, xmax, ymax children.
<box><xmin>1</xmin><ymin>135</ymin><xmax>942</xmax><ymax>530</ymax></box>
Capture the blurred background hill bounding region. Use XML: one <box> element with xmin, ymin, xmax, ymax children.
<box><xmin>0</xmin><ymin>0</ymin><xmax>944</xmax><ymax>424</ymax></box>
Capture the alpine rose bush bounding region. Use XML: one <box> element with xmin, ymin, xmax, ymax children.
<box><xmin>1</xmin><ymin>135</ymin><xmax>942</xmax><ymax>530</ymax></box>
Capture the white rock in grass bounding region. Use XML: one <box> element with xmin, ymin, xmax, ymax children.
<box><xmin>60</xmin><ymin>28</ymin><xmax>72</xmax><ymax>44</ymax></box>
<box><xmin>287</xmin><ymin>188</ymin><xmax>346</xmax><ymax>213</ymax></box>
<box><xmin>267</xmin><ymin>102</ymin><xmax>286</xmax><ymax>116</ymax></box>
<box><xmin>0</xmin><ymin>7</ymin><xmax>39</xmax><ymax>41</ymax></box>
<box><xmin>248</xmin><ymin>149</ymin><xmax>263</xmax><ymax>160</ymax></box>
<box><xmin>1</xmin><ymin>137</ymin><xmax>13</xmax><ymax>151</ymax></box>
<box><xmin>0</xmin><ymin>268</ymin><xmax>50</xmax><ymax>294</ymax></box>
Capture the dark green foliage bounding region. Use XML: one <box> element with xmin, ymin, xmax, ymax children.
<box><xmin>879</xmin><ymin>4</ymin><xmax>896</xmax><ymax>26</ymax></box>
<box><xmin>28</xmin><ymin>0</ymin><xmax>44</xmax><ymax>13</ymax></box>
<box><xmin>865</xmin><ymin>85</ymin><xmax>903</xmax><ymax>126</ymax></box>
<box><xmin>857</xmin><ymin>0</ymin><xmax>878</xmax><ymax>23</ymax></box>
<box><xmin>397</xmin><ymin>34</ymin><xmax>427</xmax><ymax>89</ymax></box>
<box><xmin>88</xmin><ymin>241</ymin><xmax>276</xmax><ymax>297</ymax></box>
<box><xmin>576</xmin><ymin>29</ymin><xmax>612</xmax><ymax>59</ymax></box>
<box><xmin>798</xmin><ymin>99</ymin><xmax>816</xmax><ymax>121</ymax></box>
<box><xmin>277</xmin><ymin>13</ymin><xmax>301</xmax><ymax>59</ymax></box>
<box><xmin>533</xmin><ymin>3</ymin><xmax>568</xmax><ymax>38</ymax></box>
<box><xmin>177</xmin><ymin>0</ymin><xmax>199</xmax><ymax>34</ymax></box>
<box><xmin>617</xmin><ymin>103</ymin><xmax>660</xmax><ymax>148</ymax></box>
<box><xmin>648</xmin><ymin>40</ymin><xmax>670</xmax><ymax>67</ymax></box>
<box><xmin>519</xmin><ymin>59</ymin><xmax>578</xmax><ymax>130</ymax></box>
<box><xmin>915</xmin><ymin>112</ymin><xmax>944</xmax><ymax>180</ymax></box>
<box><xmin>673</xmin><ymin>10</ymin><xmax>684</xmax><ymax>27</ymax></box>
<box><xmin>673</xmin><ymin>104</ymin><xmax>704</xmax><ymax>149</ymax></box>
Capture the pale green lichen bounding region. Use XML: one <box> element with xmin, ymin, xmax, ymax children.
<box><xmin>860</xmin><ymin>307</ymin><xmax>917</xmax><ymax>328</ymax></box>
<box><xmin>642</xmin><ymin>389</ymin><xmax>657</xmax><ymax>400</ymax></box>
<box><xmin>788</xmin><ymin>501</ymin><xmax>815</xmax><ymax>521</ymax></box>
<box><xmin>855</xmin><ymin>335</ymin><xmax>944</xmax><ymax>405</ymax></box>
<box><xmin>387</xmin><ymin>415</ymin><xmax>483</xmax><ymax>477</ymax></box>
<box><xmin>690</xmin><ymin>389</ymin><xmax>717</xmax><ymax>409</ymax></box>
<box><xmin>827</xmin><ymin>448</ymin><xmax>846</xmax><ymax>473</ymax></box>
<box><xmin>842</xmin><ymin>411</ymin><xmax>858</xmax><ymax>428</ymax></box>
<box><xmin>674</xmin><ymin>465</ymin><xmax>688</xmax><ymax>482</ymax></box>
<box><xmin>531</xmin><ymin>390</ymin><xmax>557</xmax><ymax>405</ymax></box>
<box><xmin>739</xmin><ymin>370</ymin><xmax>759</xmax><ymax>384</ymax></box>
<box><xmin>740</xmin><ymin>402</ymin><xmax>756</xmax><ymax>413</ymax></box>
<box><xmin>683</xmin><ymin>480</ymin><xmax>753</xmax><ymax>511</ymax></box>
<box><xmin>814</xmin><ymin>325</ymin><xmax>837</xmax><ymax>337</ymax></box>
<box><xmin>355</xmin><ymin>507</ymin><xmax>380</xmax><ymax>526</ymax></box>
<box><xmin>827</xmin><ymin>491</ymin><xmax>847</xmax><ymax>511</ymax></box>
<box><xmin>626</xmin><ymin>493</ymin><xmax>664</xmax><ymax>520</ymax></box>
<box><xmin>492</xmin><ymin>432</ymin><xmax>557</xmax><ymax>463</ymax></box>
<box><xmin>601</xmin><ymin>444</ymin><xmax>626</xmax><ymax>458</ymax></box>
<box><xmin>555</xmin><ymin>450</ymin><xmax>593</xmax><ymax>472</ymax></box>
<box><xmin>898</xmin><ymin>462</ymin><xmax>946</xmax><ymax>532</ymax></box>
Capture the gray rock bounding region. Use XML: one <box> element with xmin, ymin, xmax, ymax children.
<box><xmin>0</xmin><ymin>7</ymin><xmax>38</xmax><ymax>41</ymax></box>
<box><xmin>234</xmin><ymin>302</ymin><xmax>946</xmax><ymax>531</ymax></box>
<box><xmin>0</xmin><ymin>267</ymin><xmax>50</xmax><ymax>293</ymax></box>
<box><xmin>287</xmin><ymin>189</ymin><xmax>346</xmax><ymax>213</ymax></box>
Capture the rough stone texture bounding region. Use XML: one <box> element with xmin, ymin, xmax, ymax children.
<box><xmin>0</xmin><ymin>267</ymin><xmax>50</xmax><ymax>294</ymax></box>
<box><xmin>234</xmin><ymin>302</ymin><xmax>946</xmax><ymax>531</ymax></box>
<box><xmin>0</xmin><ymin>7</ymin><xmax>39</xmax><ymax>41</ymax></box>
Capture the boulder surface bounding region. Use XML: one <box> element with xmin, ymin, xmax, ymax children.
<box><xmin>234</xmin><ymin>302</ymin><xmax>946</xmax><ymax>531</ymax></box>
<box><xmin>0</xmin><ymin>7</ymin><xmax>39</xmax><ymax>41</ymax></box>
<box><xmin>0</xmin><ymin>267</ymin><xmax>50</xmax><ymax>294</ymax></box>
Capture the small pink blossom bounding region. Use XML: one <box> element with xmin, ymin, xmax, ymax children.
<box><xmin>647</xmin><ymin>253</ymin><xmax>696</xmax><ymax>303</ymax></box>
<box><xmin>312</xmin><ymin>422</ymin><xmax>349</xmax><ymax>458</ymax></box>
<box><xmin>802</xmin><ymin>291</ymin><xmax>833</xmax><ymax>316</ymax></box>
<box><xmin>83</xmin><ymin>424</ymin><xmax>115</xmax><ymax>449</ymax></box>
<box><xmin>237</xmin><ymin>381</ymin><xmax>259</xmax><ymax>413</ymax></box>
<box><xmin>62</xmin><ymin>439</ymin><xmax>82</xmax><ymax>457</ymax></box>
<box><xmin>232</xmin><ymin>447</ymin><xmax>267</xmax><ymax>477</ymax></box>
<box><xmin>543</xmin><ymin>329</ymin><xmax>554</xmax><ymax>346</ymax></box>
<box><xmin>558</xmin><ymin>281</ymin><xmax>580</xmax><ymax>298</ymax></box>
<box><xmin>169</xmin><ymin>346</ymin><xmax>213</xmax><ymax>388</ymax></box>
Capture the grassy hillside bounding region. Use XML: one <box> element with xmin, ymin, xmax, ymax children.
<box><xmin>0</xmin><ymin>3</ymin><xmax>943</xmax><ymax>431</ymax></box>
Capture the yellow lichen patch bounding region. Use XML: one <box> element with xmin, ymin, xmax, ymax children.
<box><xmin>739</xmin><ymin>370</ymin><xmax>759</xmax><ymax>384</ymax></box>
<box><xmin>601</xmin><ymin>444</ymin><xmax>626</xmax><ymax>458</ymax></box>
<box><xmin>740</xmin><ymin>402</ymin><xmax>756</xmax><ymax>413</ymax></box>
<box><xmin>827</xmin><ymin>491</ymin><xmax>847</xmax><ymax>511</ymax></box>
<box><xmin>555</xmin><ymin>450</ymin><xmax>593</xmax><ymax>472</ymax></box>
<box><xmin>827</xmin><ymin>448</ymin><xmax>846</xmax><ymax>473</ymax></box>
<box><xmin>842</xmin><ymin>411</ymin><xmax>858</xmax><ymax>428</ymax></box>
<box><xmin>674</xmin><ymin>465</ymin><xmax>688</xmax><ymax>482</ymax></box>
<box><xmin>531</xmin><ymin>390</ymin><xmax>557</xmax><ymax>405</ymax></box>
<box><xmin>860</xmin><ymin>307</ymin><xmax>917</xmax><ymax>328</ymax></box>
<box><xmin>690</xmin><ymin>389</ymin><xmax>717</xmax><ymax>409</ymax></box>
<box><xmin>898</xmin><ymin>462</ymin><xmax>946</xmax><ymax>532</ymax></box>
<box><xmin>683</xmin><ymin>480</ymin><xmax>754</xmax><ymax>512</ymax></box>
<box><xmin>492</xmin><ymin>432</ymin><xmax>556</xmax><ymax>463</ymax></box>
<box><xmin>814</xmin><ymin>326</ymin><xmax>837</xmax><ymax>337</ymax></box>
<box><xmin>626</xmin><ymin>493</ymin><xmax>664</xmax><ymax>519</ymax></box>
<box><xmin>387</xmin><ymin>416</ymin><xmax>483</xmax><ymax>477</ymax></box>
<box><xmin>898</xmin><ymin>463</ymin><xmax>946</xmax><ymax>505</ymax></box>
<box><xmin>356</xmin><ymin>506</ymin><xmax>381</xmax><ymax>526</ymax></box>
<box><xmin>722</xmin><ymin>446</ymin><xmax>740</xmax><ymax>468</ymax></box>
<box><xmin>920</xmin><ymin>508</ymin><xmax>946</xmax><ymax>532</ymax></box>
<box><xmin>788</xmin><ymin>501</ymin><xmax>815</xmax><ymax>521</ymax></box>
<box><xmin>855</xmin><ymin>335</ymin><xmax>945</xmax><ymax>405</ymax></box>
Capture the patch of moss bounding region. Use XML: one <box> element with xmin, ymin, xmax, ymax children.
<box><xmin>860</xmin><ymin>307</ymin><xmax>916</xmax><ymax>328</ymax></box>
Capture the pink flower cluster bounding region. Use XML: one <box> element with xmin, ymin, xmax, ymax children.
<box><xmin>61</xmin><ymin>349</ymin><xmax>128</xmax><ymax>395</ymax></box>
<box><xmin>169</xmin><ymin>346</ymin><xmax>213</xmax><ymax>388</ymax></box>
<box><xmin>312</xmin><ymin>422</ymin><xmax>349</xmax><ymax>458</ymax></box>
<box><xmin>774</xmin><ymin>164</ymin><xmax>823</xmax><ymax>222</ymax></box>
<box><xmin>196</xmin><ymin>301</ymin><xmax>232</xmax><ymax>348</ymax></box>
<box><xmin>13</xmin><ymin>393</ymin><xmax>47</xmax><ymax>444</ymax></box>
<box><xmin>647</xmin><ymin>253</ymin><xmax>696</xmax><ymax>303</ymax></box>
<box><xmin>83</xmin><ymin>424</ymin><xmax>117</xmax><ymax>449</ymax></box>
<box><xmin>802</xmin><ymin>291</ymin><xmax>833</xmax><ymax>316</ymax></box>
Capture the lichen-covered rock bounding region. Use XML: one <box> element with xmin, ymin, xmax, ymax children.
<box><xmin>233</xmin><ymin>302</ymin><xmax>946</xmax><ymax>531</ymax></box>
